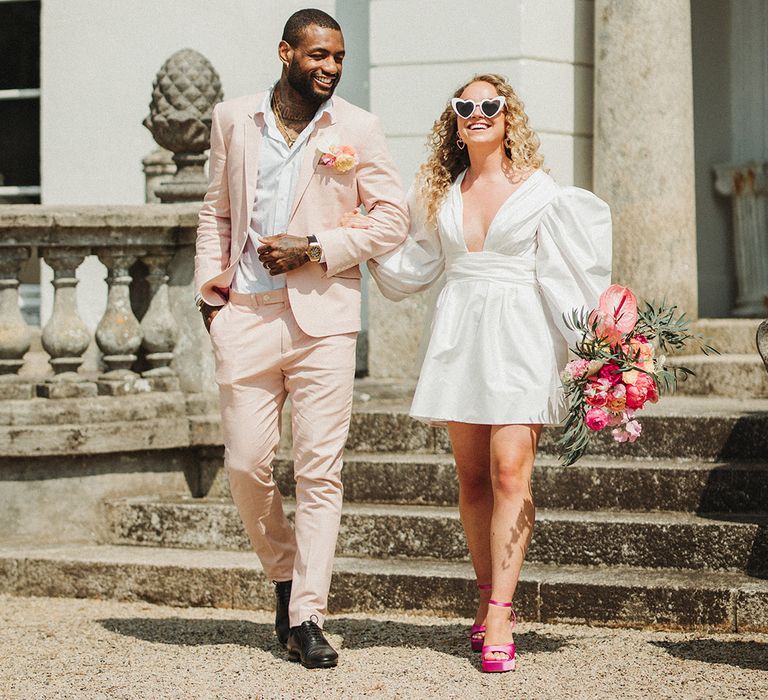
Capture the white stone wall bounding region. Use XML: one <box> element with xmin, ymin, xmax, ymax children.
<box><xmin>369</xmin><ymin>0</ymin><xmax>595</xmax><ymax>188</ymax></box>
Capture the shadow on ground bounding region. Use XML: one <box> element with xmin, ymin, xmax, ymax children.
<box><xmin>651</xmin><ymin>640</ymin><xmax>768</xmax><ymax>671</ymax></box>
<box><xmin>98</xmin><ymin>616</ymin><xmax>571</xmax><ymax>663</ymax></box>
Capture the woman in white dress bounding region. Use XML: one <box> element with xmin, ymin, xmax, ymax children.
<box><xmin>343</xmin><ymin>74</ymin><xmax>611</xmax><ymax>672</ymax></box>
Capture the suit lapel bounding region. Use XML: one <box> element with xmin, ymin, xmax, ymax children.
<box><xmin>243</xmin><ymin>114</ymin><xmax>263</xmax><ymax>223</ymax></box>
<box><xmin>289</xmin><ymin>112</ymin><xmax>334</xmax><ymax>223</ymax></box>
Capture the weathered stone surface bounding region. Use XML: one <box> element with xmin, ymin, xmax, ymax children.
<box><xmin>0</xmin><ymin>392</ymin><xmax>186</xmax><ymax>427</ymax></box>
<box><xmin>37</xmin><ymin>380</ymin><xmax>98</xmax><ymax>399</ymax></box>
<box><xmin>2</xmin><ymin>545</ymin><xmax>766</xmax><ymax>631</ymax></box>
<box><xmin>104</xmin><ymin>497</ymin><xmax>767</xmax><ymax>574</ymax></box>
<box><xmin>0</xmin><ymin>418</ymin><xmax>189</xmax><ymax>458</ymax></box>
<box><xmin>683</xmin><ymin>319</ymin><xmax>763</xmax><ymax>356</ymax></box>
<box><xmin>0</xmin><ymin>204</ymin><xmax>199</xmax><ymax>247</ymax></box>
<box><xmin>532</xmin><ymin>458</ymin><xmax>768</xmax><ymax>514</ymax></box>
<box><xmin>0</xmin><ymin>379</ymin><xmax>35</xmax><ymax>401</ymax></box>
<box><xmin>0</xmin><ymin>393</ymin><xmax>190</xmax><ymax>457</ymax></box>
<box><xmin>367</xmin><ymin>283</ymin><xmax>434</xmax><ymax>380</ymax></box>
<box><xmin>271</xmin><ymin>454</ymin><xmax>768</xmax><ymax>513</ymax></box>
<box><xmin>342</xmin><ymin>399</ymin><xmax>768</xmax><ymax>461</ymax></box>
<box><xmin>96</xmin><ymin>376</ymin><xmax>152</xmax><ymax>396</ymax></box>
<box><xmin>738</xmin><ymin>589</ymin><xmax>768</xmax><ymax>633</ymax></box>
<box><xmin>0</xmin><ymin>449</ymin><xmax>196</xmax><ymax>542</ymax></box>
<box><xmin>540</xmin><ymin>573</ymin><xmax>734</xmax><ymax>631</ymax></box>
<box><xmin>347</xmin><ymin>409</ymin><xmax>435</xmax><ymax>453</ymax></box>
<box><xmin>666</xmin><ymin>354</ymin><xmax>768</xmax><ymax>398</ymax></box>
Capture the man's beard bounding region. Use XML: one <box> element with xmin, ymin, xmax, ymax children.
<box><xmin>286</xmin><ymin>59</ymin><xmax>337</xmax><ymax>104</ymax></box>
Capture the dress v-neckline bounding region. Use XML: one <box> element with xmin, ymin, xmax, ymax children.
<box><xmin>454</xmin><ymin>169</ymin><xmax>541</xmax><ymax>253</ymax></box>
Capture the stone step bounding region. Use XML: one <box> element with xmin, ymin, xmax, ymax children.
<box><xmin>682</xmin><ymin>319</ymin><xmax>762</xmax><ymax>356</ymax></box>
<box><xmin>666</xmin><ymin>354</ymin><xmax>768</xmax><ymax>398</ymax></box>
<box><xmin>251</xmin><ymin>454</ymin><xmax>767</xmax><ymax>514</ymax></box>
<box><xmin>188</xmin><ymin>394</ymin><xmax>768</xmax><ymax>461</ymax></box>
<box><xmin>342</xmin><ymin>397</ymin><xmax>768</xmax><ymax>460</ymax></box>
<box><xmin>1</xmin><ymin>543</ymin><xmax>765</xmax><ymax>632</ymax></box>
<box><xmin>104</xmin><ymin>497</ymin><xmax>768</xmax><ymax>575</ymax></box>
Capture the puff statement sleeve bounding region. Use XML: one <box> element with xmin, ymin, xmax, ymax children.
<box><xmin>367</xmin><ymin>183</ymin><xmax>445</xmax><ymax>301</ymax></box>
<box><xmin>535</xmin><ymin>187</ymin><xmax>613</xmax><ymax>345</ymax></box>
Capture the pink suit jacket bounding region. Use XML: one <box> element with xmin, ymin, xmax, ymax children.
<box><xmin>194</xmin><ymin>92</ymin><xmax>408</xmax><ymax>338</ymax></box>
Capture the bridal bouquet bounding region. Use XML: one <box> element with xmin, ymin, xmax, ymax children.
<box><xmin>558</xmin><ymin>285</ymin><xmax>716</xmax><ymax>466</ymax></box>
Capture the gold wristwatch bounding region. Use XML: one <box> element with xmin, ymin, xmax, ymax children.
<box><xmin>306</xmin><ymin>235</ymin><xmax>322</xmax><ymax>263</ymax></box>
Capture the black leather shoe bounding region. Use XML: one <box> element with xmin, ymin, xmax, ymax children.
<box><xmin>274</xmin><ymin>580</ymin><xmax>292</xmax><ymax>647</ymax></box>
<box><xmin>286</xmin><ymin>619</ymin><xmax>338</xmax><ymax>669</ymax></box>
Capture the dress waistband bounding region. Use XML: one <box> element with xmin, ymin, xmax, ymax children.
<box><xmin>445</xmin><ymin>252</ymin><xmax>536</xmax><ymax>286</ymax></box>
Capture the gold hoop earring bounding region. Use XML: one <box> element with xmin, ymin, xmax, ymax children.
<box><xmin>456</xmin><ymin>136</ymin><xmax>465</xmax><ymax>150</ymax></box>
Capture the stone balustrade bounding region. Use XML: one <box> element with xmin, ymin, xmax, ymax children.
<box><xmin>0</xmin><ymin>204</ymin><xmax>201</xmax><ymax>399</ymax></box>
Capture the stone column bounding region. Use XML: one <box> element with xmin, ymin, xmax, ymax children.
<box><xmin>593</xmin><ymin>1</ymin><xmax>698</xmax><ymax>317</ymax></box>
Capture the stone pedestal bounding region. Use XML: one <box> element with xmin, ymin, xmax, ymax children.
<box><xmin>593</xmin><ymin>0</ymin><xmax>698</xmax><ymax>317</ymax></box>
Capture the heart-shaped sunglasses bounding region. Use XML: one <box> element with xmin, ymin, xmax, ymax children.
<box><xmin>450</xmin><ymin>96</ymin><xmax>505</xmax><ymax>120</ymax></box>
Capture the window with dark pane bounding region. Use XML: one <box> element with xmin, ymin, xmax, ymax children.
<box><xmin>0</xmin><ymin>0</ymin><xmax>41</xmax><ymax>203</ymax></box>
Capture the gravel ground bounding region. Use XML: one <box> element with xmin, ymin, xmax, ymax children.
<box><xmin>1</xmin><ymin>594</ymin><xmax>766</xmax><ymax>700</ymax></box>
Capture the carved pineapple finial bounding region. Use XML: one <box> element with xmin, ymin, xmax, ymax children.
<box><xmin>143</xmin><ymin>49</ymin><xmax>223</xmax><ymax>202</ymax></box>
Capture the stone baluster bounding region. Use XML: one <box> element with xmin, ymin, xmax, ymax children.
<box><xmin>0</xmin><ymin>247</ymin><xmax>34</xmax><ymax>399</ymax></box>
<box><xmin>140</xmin><ymin>249</ymin><xmax>180</xmax><ymax>391</ymax></box>
<box><xmin>38</xmin><ymin>247</ymin><xmax>97</xmax><ymax>398</ymax></box>
<box><xmin>95</xmin><ymin>248</ymin><xmax>145</xmax><ymax>395</ymax></box>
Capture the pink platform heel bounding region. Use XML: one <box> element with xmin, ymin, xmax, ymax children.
<box><xmin>481</xmin><ymin>600</ymin><xmax>516</xmax><ymax>673</ymax></box>
<box><xmin>470</xmin><ymin>583</ymin><xmax>492</xmax><ymax>652</ymax></box>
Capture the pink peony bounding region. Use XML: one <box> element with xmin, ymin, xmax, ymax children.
<box><xmin>319</xmin><ymin>153</ymin><xmax>337</xmax><ymax>167</ymax></box>
<box><xmin>585</xmin><ymin>407</ymin><xmax>610</xmax><ymax>431</ymax></box>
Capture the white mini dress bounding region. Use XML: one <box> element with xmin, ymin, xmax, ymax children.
<box><xmin>368</xmin><ymin>169</ymin><xmax>612</xmax><ymax>426</ymax></box>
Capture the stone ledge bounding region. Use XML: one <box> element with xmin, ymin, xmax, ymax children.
<box><xmin>0</xmin><ymin>203</ymin><xmax>199</xmax><ymax>247</ymax></box>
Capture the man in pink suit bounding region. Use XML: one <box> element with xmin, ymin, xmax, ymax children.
<box><xmin>194</xmin><ymin>8</ymin><xmax>407</xmax><ymax>668</ymax></box>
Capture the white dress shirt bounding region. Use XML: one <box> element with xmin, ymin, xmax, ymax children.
<box><xmin>231</xmin><ymin>88</ymin><xmax>332</xmax><ymax>294</ymax></box>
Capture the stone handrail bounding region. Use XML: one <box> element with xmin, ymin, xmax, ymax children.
<box><xmin>0</xmin><ymin>204</ymin><xmax>201</xmax><ymax>399</ymax></box>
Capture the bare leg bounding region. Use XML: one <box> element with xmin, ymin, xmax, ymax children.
<box><xmin>447</xmin><ymin>422</ymin><xmax>493</xmax><ymax>640</ymax></box>
<box><xmin>483</xmin><ymin>423</ymin><xmax>540</xmax><ymax>660</ymax></box>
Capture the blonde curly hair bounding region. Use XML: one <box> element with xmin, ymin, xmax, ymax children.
<box><xmin>417</xmin><ymin>73</ymin><xmax>544</xmax><ymax>225</ymax></box>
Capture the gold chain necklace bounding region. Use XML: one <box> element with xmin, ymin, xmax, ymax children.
<box><xmin>271</xmin><ymin>90</ymin><xmax>313</xmax><ymax>148</ymax></box>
